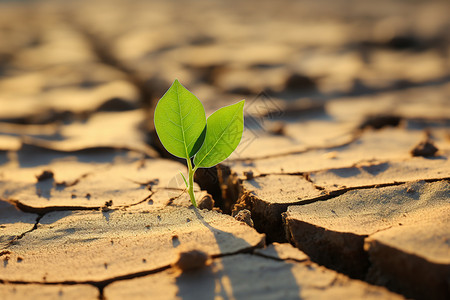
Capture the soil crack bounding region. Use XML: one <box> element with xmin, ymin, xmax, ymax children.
<box><xmin>228</xmin><ymin>172</ymin><xmax>450</xmax><ymax>244</ymax></box>
<box><xmin>5</xmin><ymin>214</ymin><xmax>43</xmax><ymax>249</ymax></box>
<box><xmin>227</xmin><ymin>133</ymin><xmax>360</xmax><ymax>162</ymax></box>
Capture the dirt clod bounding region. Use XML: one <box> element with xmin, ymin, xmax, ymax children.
<box><xmin>197</xmin><ymin>194</ymin><xmax>214</xmax><ymax>210</ymax></box>
<box><xmin>234</xmin><ymin>209</ymin><xmax>254</xmax><ymax>227</ymax></box>
<box><xmin>411</xmin><ymin>140</ymin><xmax>438</xmax><ymax>157</ymax></box>
<box><xmin>36</xmin><ymin>170</ymin><xmax>54</xmax><ymax>182</ymax></box>
<box><xmin>173</xmin><ymin>249</ymin><xmax>211</xmax><ymax>271</ymax></box>
<box><xmin>243</xmin><ymin>170</ymin><xmax>254</xmax><ymax>180</ymax></box>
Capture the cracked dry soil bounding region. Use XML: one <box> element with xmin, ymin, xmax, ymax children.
<box><xmin>1</xmin><ymin>0</ymin><xmax>450</xmax><ymax>299</ymax></box>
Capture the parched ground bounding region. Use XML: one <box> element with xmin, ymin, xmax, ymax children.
<box><xmin>0</xmin><ymin>0</ymin><xmax>449</xmax><ymax>299</ymax></box>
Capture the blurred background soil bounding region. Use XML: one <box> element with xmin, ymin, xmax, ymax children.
<box><xmin>0</xmin><ymin>1</ymin><xmax>449</xmax><ymax>299</ymax></box>
<box><xmin>0</xmin><ymin>0</ymin><xmax>448</xmax><ymax>149</ymax></box>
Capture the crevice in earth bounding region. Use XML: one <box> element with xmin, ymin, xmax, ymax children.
<box><xmin>227</xmin><ymin>133</ymin><xmax>361</xmax><ymax>162</ymax></box>
<box><xmin>98</xmin><ymin>287</ymin><xmax>104</xmax><ymax>300</ymax></box>
<box><xmin>8</xmin><ymin>199</ymin><xmax>108</xmax><ymax>215</ymax></box>
<box><xmin>193</xmin><ymin>164</ymin><xmax>234</xmax><ymax>213</ymax></box>
<box><xmin>364</xmin><ymin>237</ymin><xmax>448</xmax><ymax>299</ymax></box>
<box><xmin>54</xmin><ymin>172</ymin><xmax>92</xmax><ymax>189</ymax></box>
<box><xmin>8</xmin><ymin>196</ymin><xmax>146</xmax><ymax>215</ymax></box>
<box><xmin>229</xmin><ymin>175</ymin><xmax>450</xmax><ymax>244</ymax></box>
<box><xmin>252</xmin><ymin>248</ymin><xmax>309</xmax><ymax>264</ymax></box>
<box><xmin>231</xmin><ymin>152</ymin><xmax>450</xmax><ymax>184</ymax></box>
<box><xmin>226</xmin><ymin>113</ymin><xmax>450</xmax><ymax>162</ymax></box>
<box><xmin>64</xmin><ymin>17</ymin><xmax>172</xmax><ymax>159</ymax></box>
<box><xmin>7</xmin><ymin>186</ymin><xmax>194</xmax><ymax>215</ymax></box>
<box><xmin>310</xmin><ymin>176</ymin><xmax>450</xmax><ymax>195</ymax></box>
<box><xmin>7</xmin><ymin>176</ymin><xmax>160</xmax><ymax>214</ymax></box>
<box><xmin>5</xmin><ymin>214</ymin><xmax>43</xmax><ymax>248</ymax></box>
<box><xmin>66</xmin><ymin>19</ymin><xmax>156</xmax><ymax>110</ymax></box>
<box><xmin>326</xmin><ymin>74</ymin><xmax>450</xmax><ymax>100</ymax></box>
<box><xmin>113</xmin><ymin>192</ymin><xmax>154</xmax><ymax>210</ymax></box>
<box><xmin>195</xmin><ymin>156</ymin><xmax>447</xmax><ymax>243</ymax></box>
<box><xmin>9</xmin><ymin>148</ymin><xmax>442</xmax><ymax>289</ymax></box>
<box><xmin>54</xmin><ymin>14</ymin><xmax>450</xmax><ymax>236</ymax></box>
<box><xmin>301</xmin><ymin>172</ymin><xmax>326</xmax><ymax>190</ymax></box>
<box><xmin>94</xmin><ymin>249</ymin><xmax>267</xmax><ymax>295</ymax></box>
<box><xmin>281</xmin><ymin>181</ymin><xmax>450</xmax><ymax>298</ymax></box>
<box><xmin>0</xmin><ymin>5</ymin><xmax>447</xmax><ymax>300</ymax></box>
<box><xmin>283</xmin><ymin>216</ymin><xmax>371</xmax><ymax>280</ymax></box>
<box><xmin>0</xmin><ymin>248</ymin><xmax>265</xmax><ymax>296</ymax></box>
<box><xmin>366</xmin><ymin>225</ymin><xmax>395</xmax><ymax>236</ymax></box>
<box><xmin>194</xmin><ymin>167</ymin><xmax>224</xmax><ymax>204</ymax></box>
<box><xmin>0</xmin><ymin>265</ymin><xmax>170</xmax><ymax>287</ymax></box>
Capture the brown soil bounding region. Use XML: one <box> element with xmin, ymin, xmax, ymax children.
<box><xmin>1</xmin><ymin>0</ymin><xmax>449</xmax><ymax>299</ymax></box>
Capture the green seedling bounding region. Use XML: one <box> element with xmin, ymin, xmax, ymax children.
<box><xmin>154</xmin><ymin>79</ymin><xmax>244</xmax><ymax>207</ymax></box>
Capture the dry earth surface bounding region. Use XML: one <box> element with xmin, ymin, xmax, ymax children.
<box><xmin>0</xmin><ymin>0</ymin><xmax>449</xmax><ymax>299</ymax></box>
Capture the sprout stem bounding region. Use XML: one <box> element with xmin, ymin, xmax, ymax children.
<box><xmin>186</xmin><ymin>158</ymin><xmax>197</xmax><ymax>207</ymax></box>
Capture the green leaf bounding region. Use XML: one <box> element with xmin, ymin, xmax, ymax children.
<box><xmin>154</xmin><ymin>79</ymin><xmax>206</xmax><ymax>159</ymax></box>
<box><xmin>194</xmin><ymin>100</ymin><xmax>245</xmax><ymax>168</ymax></box>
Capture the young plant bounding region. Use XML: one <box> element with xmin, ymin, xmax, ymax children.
<box><xmin>154</xmin><ymin>79</ymin><xmax>244</xmax><ymax>207</ymax></box>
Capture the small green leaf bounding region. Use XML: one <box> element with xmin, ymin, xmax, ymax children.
<box><xmin>194</xmin><ymin>100</ymin><xmax>245</xmax><ymax>168</ymax></box>
<box><xmin>154</xmin><ymin>79</ymin><xmax>206</xmax><ymax>159</ymax></box>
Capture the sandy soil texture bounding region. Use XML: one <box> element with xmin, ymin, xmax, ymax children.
<box><xmin>1</xmin><ymin>0</ymin><xmax>449</xmax><ymax>299</ymax></box>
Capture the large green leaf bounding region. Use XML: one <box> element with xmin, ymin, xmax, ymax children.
<box><xmin>154</xmin><ymin>79</ymin><xmax>206</xmax><ymax>158</ymax></box>
<box><xmin>194</xmin><ymin>100</ymin><xmax>245</xmax><ymax>168</ymax></box>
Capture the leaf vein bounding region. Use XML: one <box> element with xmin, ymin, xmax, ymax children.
<box><xmin>168</xmin><ymin>118</ymin><xmax>182</xmax><ymax>128</ymax></box>
<box><xmin>182</xmin><ymin>109</ymin><xmax>191</xmax><ymax>121</ymax></box>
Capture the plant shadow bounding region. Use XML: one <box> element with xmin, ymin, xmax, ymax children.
<box><xmin>174</xmin><ymin>208</ymin><xmax>301</xmax><ymax>299</ymax></box>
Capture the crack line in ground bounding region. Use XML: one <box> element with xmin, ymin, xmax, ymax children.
<box><xmin>65</xmin><ymin>15</ymin><xmax>155</xmax><ymax>108</ymax></box>
<box><xmin>0</xmin><ymin>246</ymin><xmax>265</xmax><ymax>294</ymax></box>
<box><xmin>54</xmin><ymin>172</ymin><xmax>92</xmax><ymax>189</ymax></box>
<box><xmin>252</xmin><ymin>250</ymin><xmax>309</xmax><ymax>264</ymax></box>
<box><xmin>228</xmin><ymin>132</ymin><xmax>361</xmax><ymax>162</ymax></box>
<box><xmin>5</xmin><ymin>214</ymin><xmax>44</xmax><ymax>249</ymax></box>
<box><xmin>260</xmin><ymin>176</ymin><xmax>450</xmax><ymax>211</ymax></box>
<box><xmin>8</xmin><ymin>200</ymin><xmax>107</xmax><ymax>215</ymax></box>
<box><xmin>233</xmin><ymin>150</ymin><xmax>450</xmax><ymax>178</ymax></box>
<box><xmin>366</xmin><ymin>225</ymin><xmax>395</xmax><ymax>237</ymax></box>
<box><xmin>228</xmin><ymin>114</ymin><xmax>450</xmax><ymax>163</ymax></box>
